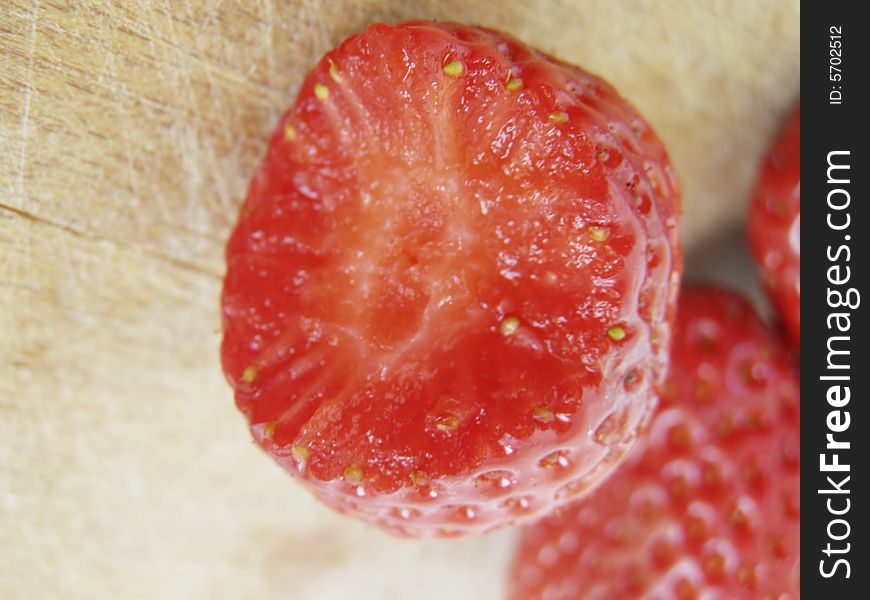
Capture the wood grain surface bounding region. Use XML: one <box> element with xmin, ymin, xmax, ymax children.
<box><xmin>1</xmin><ymin>1</ymin><xmax>798</xmax><ymax>598</ymax></box>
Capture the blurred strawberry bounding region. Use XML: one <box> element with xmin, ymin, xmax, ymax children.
<box><xmin>748</xmin><ymin>105</ymin><xmax>800</xmax><ymax>345</ymax></box>
<box><xmin>510</xmin><ymin>286</ymin><xmax>799</xmax><ymax>598</ymax></box>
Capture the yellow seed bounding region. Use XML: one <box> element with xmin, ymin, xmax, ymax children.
<box><xmin>623</xmin><ymin>369</ymin><xmax>641</xmax><ymax>389</ymax></box>
<box><xmin>263</xmin><ymin>421</ymin><xmax>276</xmax><ymax>437</ymax></box>
<box><xmin>589</xmin><ymin>226</ymin><xmax>610</xmax><ymax>242</ymax></box>
<box><xmin>737</xmin><ymin>565</ymin><xmax>754</xmax><ymax>586</ymax></box>
<box><xmin>557</xmin><ymin>478</ymin><xmax>589</xmax><ymax>499</ymax></box>
<box><xmin>745</xmin><ymin>412</ymin><xmax>762</xmax><ymax>429</ymax></box>
<box><xmin>730</xmin><ymin>508</ymin><xmax>748</xmax><ymax>530</ymax></box>
<box><xmin>503</xmin><ymin>496</ymin><xmax>531</xmax><ymax>511</ymax></box>
<box><xmin>434</xmin><ymin>414</ymin><xmax>461</xmax><ymax>433</ymax></box>
<box><xmin>539</xmin><ymin>450</ymin><xmax>570</xmax><ymax>469</ymax></box>
<box><xmin>291</xmin><ymin>444</ymin><xmax>310</xmax><ymax>461</ymax></box>
<box><xmin>344</xmin><ymin>464</ymin><xmax>364</xmax><ymax>485</ymax></box>
<box><xmin>593</xmin><ymin>410</ymin><xmax>627</xmax><ymax>445</ymax></box>
<box><xmin>443</xmin><ymin>60</ymin><xmax>464</xmax><ymax>77</ymax></box>
<box><xmin>242</xmin><ymin>365</ymin><xmax>259</xmax><ymax>383</ymax></box>
<box><xmin>410</xmin><ymin>471</ymin><xmax>429</xmax><ymax>487</ymax></box>
<box><xmin>284</xmin><ymin>123</ymin><xmax>297</xmax><ymax>141</ymax></box>
<box><xmin>500</xmin><ymin>316</ymin><xmax>520</xmax><ymax>336</ymax></box>
<box><xmin>548</xmin><ymin>111</ymin><xmax>568</xmax><ymax>124</ymax></box>
<box><xmin>607</xmin><ymin>326</ymin><xmax>626</xmax><ymax>341</ymax></box>
<box><xmin>507</xmin><ymin>77</ymin><xmax>523</xmax><ymax>91</ymax></box>
<box><xmin>670</xmin><ymin>476</ymin><xmax>688</xmax><ymax>498</ymax></box>
<box><xmin>314</xmin><ymin>83</ymin><xmax>329</xmax><ymax>100</ymax></box>
<box><xmin>703</xmin><ymin>463</ymin><xmax>722</xmax><ymax>487</ymax></box>
<box><xmin>675</xmin><ymin>580</ymin><xmax>697</xmax><ymax>600</ymax></box>
<box><xmin>328</xmin><ymin>60</ymin><xmax>342</xmax><ymax>82</ymax></box>
<box><xmin>532</xmin><ymin>405</ymin><xmax>555</xmax><ymax>424</ymax></box>
<box><xmin>695</xmin><ymin>380</ymin><xmax>712</xmax><ymax>402</ymax></box>
<box><xmin>743</xmin><ymin>462</ymin><xmax>760</xmax><ymax>484</ymax></box>
<box><xmin>668</xmin><ymin>423</ymin><xmax>692</xmax><ymax>449</ymax></box>
<box><xmin>687</xmin><ymin>515</ymin><xmax>707</xmax><ymax>540</ymax></box>
<box><xmin>475</xmin><ymin>470</ymin><xmax>513</xmax><ymax>489</ymax></box>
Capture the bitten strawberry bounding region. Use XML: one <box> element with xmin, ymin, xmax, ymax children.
<box><xmin>748</xmin><ymin>105</ymin><xmax>800</xmax><ymax>345</ymax></box>
<box><xmin>221</xmin><ymin>21</ymin><xmax>681</xmax><ymax>536</ymax></box>
<box><xmin>509</xmin><ymin>286</ymin><xmax>800</xmax><ymax>599</ymax></box>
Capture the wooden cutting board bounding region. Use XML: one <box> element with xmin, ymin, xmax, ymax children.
<box><xmin>1</xmin><ymin>1</ymin><xmax>798</xmax><ymax>598</ymax></box>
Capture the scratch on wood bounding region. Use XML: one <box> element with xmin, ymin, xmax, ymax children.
<box><xmin>178</xmin><ymin>0</ymin><xmax>235</xmax><ymax>214</ymax></box>
<box><xmin>0</xmin><ymin>202</ymin><xmax>221</xmax><ymax>280</ymax></box>
<box><xmin>15</xmin><ymin>0</ymin><xmax>39</xmax><ymax>208</ymax></box>
<box><xmin>261</xmin><ymin>0</ymin><xmax>276</xmax><ymax>88</ymax></box>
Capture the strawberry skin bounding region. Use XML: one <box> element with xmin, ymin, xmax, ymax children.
<box><xmin>509</xmin><ymin>286</ymin><xmax>800</xmax><ymax>599</ymax></box>
<box><xmin>748</xmin><ymin>105</ymin><xmax>800</xmax><ymax>345</ymax></box>
<box><xmin>221</xmin><ymin>21</ymin><xmax>681</xmax><ymax>536</ymax></box>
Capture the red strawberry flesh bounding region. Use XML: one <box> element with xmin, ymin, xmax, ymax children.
<box><xmin>221</xmin><ymin>21</ymin><xmax>681</xmax><ymax>536</ymax></box>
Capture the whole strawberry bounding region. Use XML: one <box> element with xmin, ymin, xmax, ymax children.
<box><xmin>221</xmin><ymin>21</ymin><xmax>681</xmax><ymax>536</ymax></box>
<box><xmin>509</xmin><ymin>286</ymin><xmax>799</xmax><ymax>598</ymax></box>
<box><xmin>748</xmin><ymin>105</ymin><xmax>800</xmax><ymax>345</ymax></box>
